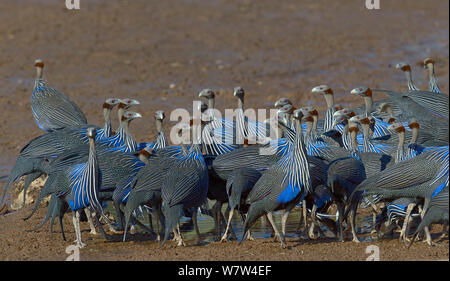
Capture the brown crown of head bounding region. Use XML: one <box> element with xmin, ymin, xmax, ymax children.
<box><xmin>408</xmin><ymin>121</ymin><xmax>420</xmax><ymax>129</ymax></box>
<box><xmin>34</xmin><ymin>60</ymin><xmax>44</xmax><ymax>68</ymax></box>
<box><xmin>424</xmin><ymin>58</ymin><xmax>435</xmax><ymax>65</ymax></box>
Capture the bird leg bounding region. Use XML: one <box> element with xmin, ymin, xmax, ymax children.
<box><xmin>308</xmin><ymin>205</ymin><xmax>318</xmax><ymax>239</ymax></box>
<box><xmin>220</xmin><ymin>208</ymin><xmax>234</xmax><ymax>242</ymax></box>
<box><xmin>93</xmin><ymin>212</ymin><xmax>112</xmax><ymax>241</ymax></box>
<box><xmin>266</xmin><ymin>212</ymin><xmax>286</xmax><ymax>248</ymax></box>
<box><xmin>176</xmin><ymin>222</ymin><xmax>185</xmax><ymax>246</ymax></box>
<box><xmin>336</xmin><ymin>204</ymin><xmax>345</xmax><ymax>242</ymax></box>
<box><xmin>349</xmin><ymin>207</ymin><xmax>360</xmax><ymax>243</ymax></box>
<box><xmin>302</xmin><ymin>200</ymin><xmax>308</xmax><ymax>234</ymax></box>
<box><xmin>84</xmin><ymin>208</ymin><xmax>98</xmax><ymax>235</ymax></box>
<box><xmin>295</xmin><ymin>207</ymin><xmax>304</xmax><ymax>233</ymax></box>
<box><xmin>370</xmin><ymin>203</ymin><xmax>378</xmax><ymax>235</ymax></box>
<box><xmin>438</xmin><ymin>222</ymin><xmax>448</xmax><ymax>241</ymax></box>
<box><xmin>224</xmin><ymin>208</ymin><xmax>237</xmax><ymax>240</ymax></box>
<box><xmin>417</xmin><ymin>207</ymin><xmax>433</xmax><ymax>246</ymax></box>
<box><xmin>399</xmin><ymin>203</ymin><xmax>415</xmax><ymax>243</ymax></box>
<box><xmin>72</xmin><ymin>211</ymin><xmax>86</xmax><ymax>248</ymax></box>
<box><xmin>191</xmin><ymin>209</ymin><xmax>204</xmax><ymax>245</ymax></box>
<box><xmin>155</xmin><ymin>206</ymin><xmax>165</xmax><ymax>242</ymax></box>
<box><xmin>241</xmin><ymin>213</ymin><xmax>255</xmax><ymax>240</ymax></box>
<box><xmin>281</xmin><ymin>209</ymin><xmax>291</xmax><ymax>237</ymax></box>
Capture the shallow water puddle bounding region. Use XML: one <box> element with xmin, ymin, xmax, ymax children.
<box><xmin>126</xmin><ymin>203</ymin><xmax>377</xmax><ymax>244</ymax></box>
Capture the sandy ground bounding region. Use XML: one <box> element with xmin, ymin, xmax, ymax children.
<box><xmin>0</xmin><ymin>0</ymin><xmax>448</xmax><ymax>261</ymax></box>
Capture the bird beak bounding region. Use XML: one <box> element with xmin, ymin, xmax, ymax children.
<box><xmin>311</xmin><ymin>85</ymin><xmax>326</xmax><ymax>94</ymax></box>
<box><xmin>350</xmin><ymin>88</ymin><xmax>359</xmax><ymax>95</ymax></box>
<box><xmin>125</xmin><ymin>112</ymin><xmax>142</xmax><ymax>120</ymax></box>
<box><xmin>129</xmin><ymin>99</ymin><xmax>140</xmax><ymax>106</ymax></box>
<box><xmin>155</xmin><ymin>111</ymin><xmax>165</xmax><ymax>120</ymax></box>
<box><xmin>199</xmin><ymin>89</ymin><xmax>212</xmax><ymax>98</ymax></box>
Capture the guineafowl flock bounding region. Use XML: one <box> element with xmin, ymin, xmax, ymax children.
<box><xmin>0</xmin><ymin>58</ymin><xmax>447</xmax><ymax>250</ymax></box>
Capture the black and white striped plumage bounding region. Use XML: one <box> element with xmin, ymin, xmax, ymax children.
<box><xmin>31</xmin><ymin>60</ymin><xmax>87</xmax><ymax>132</ymax></box>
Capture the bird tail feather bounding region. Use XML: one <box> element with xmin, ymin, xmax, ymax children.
<box><xmin>241</xmin><ymin>201</ymin><xmax>266</xmax><ymax>243</ymax></box>
<box><xmin>160</xmin><ymin>204</ymin><xmax>183</xmax><ymax>248</ymax></box>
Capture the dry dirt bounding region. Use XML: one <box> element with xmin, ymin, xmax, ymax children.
<box><xmin>0</xmin><ymin>0</ymin><xmax>448</xmax><ymax>261</ymax></box>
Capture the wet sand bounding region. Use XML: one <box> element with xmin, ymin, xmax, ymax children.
<box><xmin>0</xmin><ymin>0</ymin><xmax>448</xmax><ymax>260</ymax></box>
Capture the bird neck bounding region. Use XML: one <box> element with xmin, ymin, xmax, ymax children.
<box><xmin>275</xmin><ymin>123</ymin><xmax>283</xmax><ymax>139</ymax></box>
<box><xmin>427</xmin><ymin>63</ymin><xmax>435</xmax><ymax>81</ymax></box>
<box><xmin>385</xmin><ymin>107</ymin><xmax>393</xmax><ymax>119</ymax></box>
<box><xmin>285</xmin><ymin>113</ymin><xmax>292</xmax><ymax>128</ymax></box>
<box><xmin>324</xmin><ymin>106</ymin><xmax>335</xmax><ymax>132</ymax></box>
<box><xmin>324</xmin><ymin>94</ymin><xmax>334</xmax><ymax>109</ymax></box>
<box><xmin>120</xmin><ymin>120</ymin><xmax>137</xmax><ymax>152</ymax></box>
<box><xmin>208</xmin><ymin>98</ymin><xmax>215</xmax><ymax>111</ymax></box>
<box><xmin>305</xmin><ymin>121</ymin><xmax>312</xmax><ymax>143</ymax></box>
<box><xmin>237</xmin><ymin>97</ymin><xmax>244</xmax><ymax>110</ymax></box>
<box><xmin>341</xmin><ymin>123</ymin><xmax>352</xmax><ymax>150</ymax></box>
<box><xmin>156</xmin><ymin>131</ymin><xmax>168</xmax><ymax>149</ymax></box>
<box><xmin>156</xmin><ymin>119</ymin><xmax>163</xmax><ymax>133</ymax></box>
<box><xmin>349</xmin><ymin>126</ymin><xmax>359</xmax><ymax>152</ymax></box>
<box><xmin>88</xmin><ymin>137</ymin><xmax>97</xmax><ymax>161</ymax></box>
<box><xmin>361</xmin><ymin>123</ymin><xmax>370</xmax><ymax>141</ymax></box>
<box><xmin>363</xmin><ymin>96</ymin><xmax>373</xmax><ymax>116</ymax></box>
<box><xmin>103</xmin><ymin>108</ymin><xmax>112</xmax><ymax>137</ymax></box>
<box><xmin>312</xmin><ymin>115</ymin><xmax>318</xmax><ymax>133</ymax></box>
<box><xmin>294</xmin><ymin>119</ymin><xmax>304</xmax><ymax>141</ymax></box>
<box><xmin>117</xmin><ymin>107</ymin><xmax>125</xmax><ymax>129</ymax></box>
<box><xmin>427</xmin><ymin>64</ymin><xmax>441</xmax><ymax>93</ymax></box>
<box><xmin>410</xmin><ymin>128</ymin><xmax>418</xmax><ymax>144</ymax></box>
<box><xmin>405</xmin><ymin>70</ymin><xmax>419</xmax><ymax>91</ymax></box>
<box><xmin>139</xmin><ymin>153</ymin><xmax>150</xmax><ymax>165</ymax></box>
<box><xmin>35</xmin><ymin>67</ymin><xmax>43</xmax><ymax>80</ymax></box>
<box><xmin>394</xmin><ymin>131</ymin><xmax>405</xmax><ymax>163</ymax></box>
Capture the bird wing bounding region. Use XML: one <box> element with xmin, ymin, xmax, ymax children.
<box><xmin>357</xmin><ymin>155</ymin><xmax>436</xmax><ymax>192</ymax></box>
<box><xmin>132</xmin><ymin>157</ymin><xmax>175</xmax><ymax>193</ymax></box>
<box><xmin>246</xmin><ymin>167</ymin><xmax>284</xmax><ymax>204</ymax></box>
<box><xmin>430</xmin><ymin>186</ymin><xmax>449</xmax><ymax>211</ymax></box>
<box><xmin>32</xmin><ymin>87</ymin><xmax>87</xmax><ymax>131</ymax></box>
<box><xmin>226</xmin><ymin>168</ymin><xmax>262</xmax><ymax>196</ymax></box>
<box><xmin>162</xmin><ymin>165</ymin><xmax>204</xmax><ymax>208</ymax></box>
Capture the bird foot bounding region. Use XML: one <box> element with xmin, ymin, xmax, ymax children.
<box><xmin>195</xmin><ymin>239</ymin><xmax>206</xmax><ymax>246</ymax></box>
<box><xmin>74</xmin><ymin>241</ymin><xmax>87</xmax><ymax>248</ymax></box>
<box><xmin>352</xmin><ymin>237</ymin><xmax>360</xmax><ymax>243</ymax></box>
<box><xmin>273</xmin><ymin>234</ymin><xmax>281</xmax><ymax>242</ymax></box>
<box><xmin>108</xmin><ymin>224</ymin><xmax>122</xmax><ymax>234</ymax></box>
<box><xmin>177</xmin><ymin>239</ymin><xmax>186</xmax><ymax>247</ymax></box>
<box><xmin>89</xmin><ymin>230</ymin><xmax>99</xmax><ymax>235</ymax></box>
<box><xmin>308</xmin><ymin>228</ymin><xmax>318</xmax><ymax>240</ymax></box>
<box><xmin>399</xmin><ymin>235</ymin><xmax>411</xmax><ymax>244</ymax></box>
<box><xmin>129</xmin><ymin>225</ymin><xmax>136</xmax><ymax>235</ymax></box>
<box><xmin>247</xmin><ymin>234</ymin><xmax>255</xmax><ymax>241</ymax></box>
<box><xmin>219</xmin><ymin>234</ymin><xmax>230</xmax><ymax>243</ymax></box>
<box><xmin>422</xmin><ymin>238</ymin><xmax>437</xmax><ymax>246</ymax></box>
<box><xmin>280</xmin><ymin>241</ymin><xmax>287</xmax><ymax>248</ymax></box>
